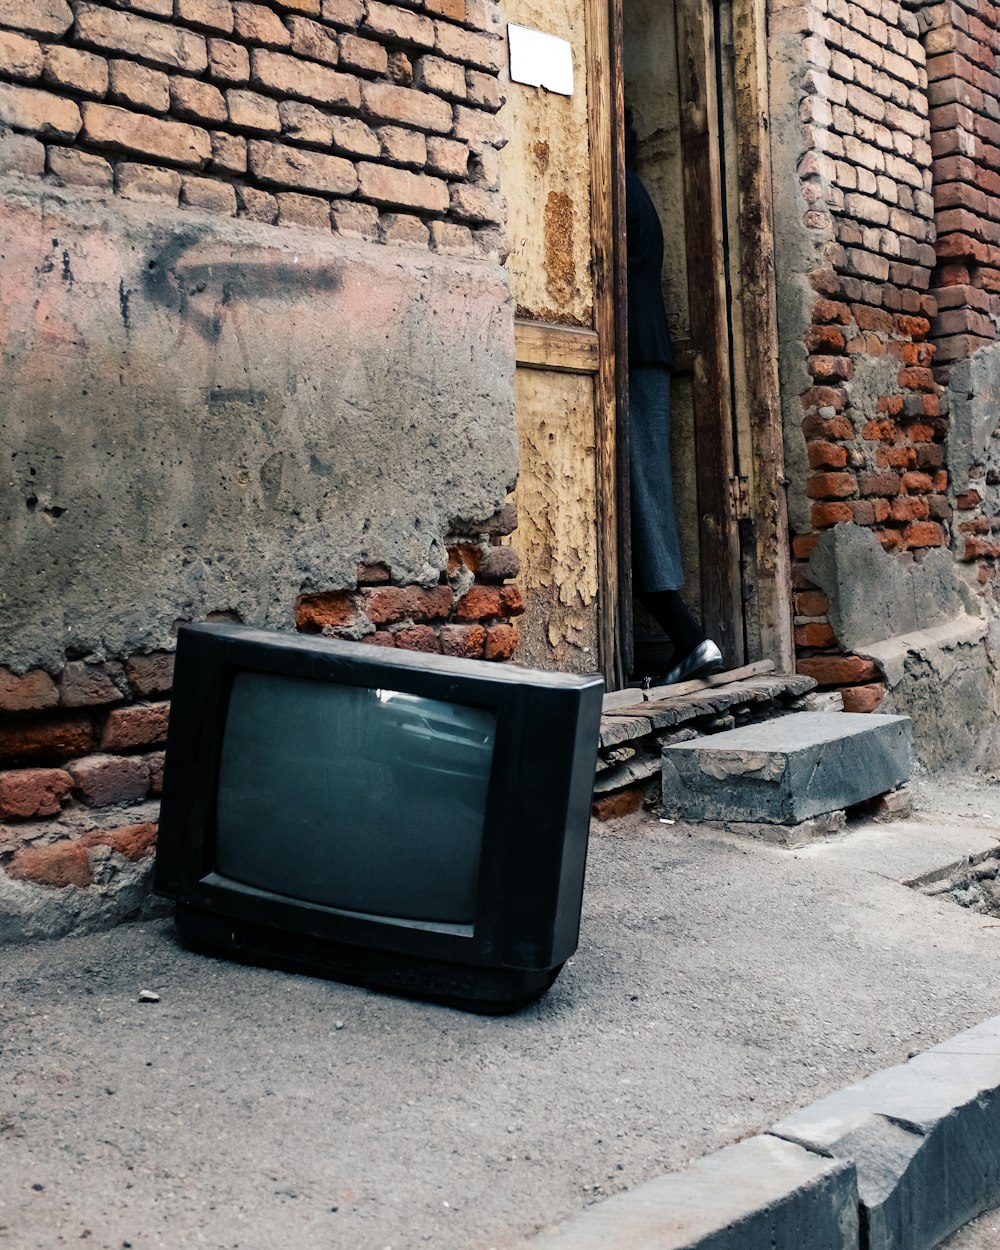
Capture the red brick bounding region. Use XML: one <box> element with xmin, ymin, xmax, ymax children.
<box><xmin>439</xmin><ymin>623</ymin><xmax>487</xmax><ymax>658</ymax></box>
<box><xmin>807</xmin><ymin>441</ymin><xmax>848</xmax><ymax>469</ymax></box>
<box><xmin>807</xmin><ymin>471</ymin><xmax>856</xmax><ymax>499</ymax></box>
<box><xmin>808</xmin><ymin>355</ymin><xmax>855</xmax><ymax>382</ymax></box>
<box><xmin>7</xmin><ymin>842</ymin><xmax>91</xmax><ymax>888</ymax></box>
<box><xmin>287</xmin><ymin>15</ymin><xmax>340</xmax><ymax>63</ymax></box>
<box><xmin>394</xmin><ymin>625</ymin><xmax>440</xmax><ymax>652</ymax></box>
<box><xmin>903</xmin><ymin>521</ymin><xmax>945</xmax><ymax>547</ymax></box>
<box><xmin>176</xmin><ymin>0</ymin><xmax>235</xmax><ymax>32</ymax></box>
<box><xmin>362</xmin><ymin>585</ymin><xmax>453</xmax><ymax>624</ymax></box>
<box><xmin>232</xmin><ymin>1</ymin><xmax>291</xmax><ymax>46</ymax></box>
<box><xmin>0</xmin><ymin>767</ymin><xmax>72</xmax><ymax>820</ymax></box>
<box><xmin>0</xmin><ymin>81</ymin><xmax>80</xmax><ymax>139</ymax></box>
<box><xmin>858</xmin><ymin>472</ymin><xmax>901</xmax><ymax>497</ymax></box>
<box><xmin>797</xmin><ymin>655</ymin><xmax>880</xmax><ymax>685</ymax></box>
<box><xmin>0</xmin><ymin>0</ymin><xmax>72</xmax><ymax>36</ymax></box>
<box><xmin>890</xmin><ymin>496</ymin><xmax>929</xmax><ymax>521</ymax></box>
<box><xmin>795</xmin><ymin>622</ymin><xmax>837</xmax><ymax>648</ymax></box>
<box><xmin>812</xmin><ymin>501</ymin><xmax>854</xmax><ymax>528</ymax></box>
<box><xmin>252</xmin><ymin>48</ymin><xmax>360</xmax><ymax>107</ymax></box>
<box><xmin>248</xmin><ymin>139</ymin><xmax>356</xmax><ymax>193</ymax></box>
<box><xmin>793</xmin><ymin>533</ymin><xmax>819</xmax><ymax>559</ymax></box>
<box><xmin>117</xmin><ymin>162</ymin><xmax>181</xmax><ymax>203</ymax></box>
<box><xmin>238</xmin><ymin>184</ymin><xmax>277</xmax><ymax>221</ymax></box>
<box><xmin>170</xmin><ymin>75</ymin><xmax>226</xmax><ymax>124</ymax></box>
<box><xmin>957</xmin><ymin>490</ymin><xmax>982</xmax><ymax>510</ymax></box>
<box><xmin>357</xmin><ymin>161</ymin><xmax>449</xmax><ymax>211</ymax></box>
<box><xmin>81</xmin><ymin>821</ymin><xmax>158</xmax><ymax>862</ymax></box>
<box><xmin>484</xmin><ymin>623</ymin><xmax>519</xmax><ymax>660</ymax></box>
<box><xmin>277</xmin><ymin>191</ymin><xmax>331</xmax><ymax>228</ymax></box>
<box><xmin>360</xmin><ymin>630</ymin><xmax>396</xmax><ymax>646</ymax></box>
<box><xmin>812</xmin><ymin>299</ymin><xmax>852</xmax><ymax>325</ymax></box>
<box><xmin>0</xmin><ymin>668</ymin><xmax>58</xmax><ymax>713</ymax></box>
<box><xmin>455</xmin><ymin>585</ymin><xmax>502</xmax><ymax>621</ymax></box>
<box><xmin>339</xmin><ymin>33</ymin><xmax>389</xmax><ymax>74</ymax></box>
<box><xmin>0</xmin><ymin>716</ymin><xmax>95</xmax><ymax>765</ymax></box>
<box><xmin>499</xmin><ymin>584</ymin><xmax>525</xmax><ymax>617</ymax></box>
<box><xmin>82</xmin><ymin>103</ymin><xmax>210</xmax><ymax>166</ymax></box>
<box><xmin>42</xmin><ymin>45</ymin><xmax>109</xmax><ymax>95</ymax></box>
<box><xmin>840</xmin><ymin>683</ymin><xmax>886</xmax><ymax>713</ymax></box>
<box><xmin>365</xmin><ymin>1</ymin><xmax>434</xmax><ymax>45</ymax></box>
<box><xmin>433</xmin><ymin>20</ymin><xmax>503</xmax><ymax>72</ymax></box>
<box><xmin>902</xmin><ymin>471</ymin><xmax>934</xmax><ymax>493</ymax></box>
<box><xmin>59</xmin><ymin>662</ymin><xmax>122</xmax><ymax>708</ymax></box>
<box><xmin>805</xmin><ymin>325</ymin><xmax>847</xmax><ymax>353</ymax></box>
<box><xmin>125</xmin><ymin>653</ymin><xmax>174</xmax><ymax>697</ymax></box>
<box><xmin>66</xmin><ymin>753</ymin><xmax>150</xmax><ymax>806</ymax></box>
<box><xmin>75</xmin><ymin>5</ymin><xmax>208</xmax><ymax>72</ymax></box>
<box><xmin>100</xmin><ymin>703</ymin><xmax>170</xmax><ymax>752</ymax></box>
<box><xmin>794</xmin><ymin>590</ymin><xmax>829</xmax><ymax>616</ymax></box>
<box><xmin>592</xmin><ymin>787</ymin><xmax>643</xmax><ymax>821</ymax></box>
<box><xmin>361</xmin><ymin>80</ymin><xmax>452</xmax><ymax>132</ymax></box>
<box><xmin>181</xmin><ymin>175</ymin><xmax>237</xmax><ymax>213</ymax></box>
<box><xmin>321</xmin><ymin>0</ymin><xmax>363</xmax><ymax>22</ymax></box>
<box><xmin>208</xmin><ymin>37</ymin><xmax>249</xmax><ymax>82</ymax></box>
<box><xmin>851</xmin><ymin>501</ymin><xmax>877</xmax><ymax>525</ymax></box>
<box><xmin>876</xmin><ymin>446</ymin><xmax>916</xmax><ymax>469</ymax></box>
<box><xmin>0</xmin><ymin>28</ymin><xmax>41</xmax><ymax>80</ymax></box>
<box><xmin>852</xmin><ymin>304</ymin><xmax>895</xmax><ymax>332</ymax></box>
<box><xmin>295</xmin><ymin>590</ymin><xmax>360</xmax><ymax>631</ymax></box>
<box><xmin>109</xmin><ymin>59</ymin><xmax>169</xmax><ymax>111</ymax></box>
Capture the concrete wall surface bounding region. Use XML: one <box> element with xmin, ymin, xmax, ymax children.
<box><xmin>0</xmin><ymin>178</ymin><xmax>517</xmax><ymax>674</ymax></box>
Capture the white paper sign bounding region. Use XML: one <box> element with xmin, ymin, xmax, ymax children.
<box><xmin>507</xmin><ymin>24</ymin><xmax>574</xmax><ymax>97</ymax></box>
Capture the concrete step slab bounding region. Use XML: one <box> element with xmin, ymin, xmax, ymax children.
<box><xmin>661</xmin><ymin>712</ymin><xmax>913</xmax><ymax>825</ymax></box>
<box><xmin>525</xmin><ymin>1135</ymin><xmax>859</xmax><ymax>1250</ymax></box>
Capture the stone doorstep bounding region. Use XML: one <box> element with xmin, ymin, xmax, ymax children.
<box><xmin>595</xmin><ymin>673</ymin><xmax>818</xmax><ymax>794</ymax></box>
<box><xmin>661</xmin><ymin>712</ymin><xmax>914</xmax><ymax>826</ymax></box>
<box><xmin>526</xmin><ymin>1013</ymin><xmax>1000</xmax><ymax>1250</ymax></box>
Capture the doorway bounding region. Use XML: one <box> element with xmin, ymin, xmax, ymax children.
<box><xmin>618</xmin><ymin>0</ymin><xmax>793</xmax><ymax>683</ymax></box>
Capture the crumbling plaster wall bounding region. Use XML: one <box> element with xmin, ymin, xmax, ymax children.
<box><xmin>1</xmin><ymin>178</ymin><xmax>517</xmax><ymax>674</ymax></box>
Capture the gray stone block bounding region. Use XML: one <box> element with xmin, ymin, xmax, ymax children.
<box><xmin>661</xmin><ymin>712</ymin><xmax>912</xmax><ymax>824</ymax></box>
<box><xmin>773</xmin><ymin>1016</ymin><xmax>1000</xmax><ymax>1250</ymax></box>
<box><xmin>526</xmin><ymin>1135</ymin><xmax>859</xmax><ymax>1250</ymax></box>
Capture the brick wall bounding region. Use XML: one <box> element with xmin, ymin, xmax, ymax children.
<box><xmin>772</xmin><ymin>0</ymin><xmax>954</xmax><ymax>710</ymax></box>
<box><xmin>0</xmin><ymin>0</ymin><xmax>523</xmax><ymax>928</ymax></box>
<box><xmin>922</xmin><ymin>0</ymin><xmax>1000</xmax><ymax>587</ymax></box>
<box><xmin>0</xmin><ymin>0</ymin><xmax>505</xmax><ymax>251</ymax></box>
<box><xmin>0</xmin><ymin>515</ymin><xmax>523</xmax><ymax>907</ymax></box>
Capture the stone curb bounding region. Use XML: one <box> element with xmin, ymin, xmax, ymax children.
<box><xmin>526</xmin><ymin>1015</ymin><xmax>1000</xmax><ymax>1250</ymax></box>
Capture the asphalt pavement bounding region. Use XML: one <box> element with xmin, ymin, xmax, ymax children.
<box><xmin>2</xmin><ymin>771</ymin><xmax>1000</xmax><ymax>1250</ymax></box>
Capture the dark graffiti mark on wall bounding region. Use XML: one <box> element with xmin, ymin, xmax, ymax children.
<box><xmin>139</xmin><ymin>231</ymin><xmax>342</xmax><ymax>342</ymax></box>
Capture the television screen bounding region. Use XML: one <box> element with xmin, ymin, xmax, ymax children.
<box><xmin>154</xmin><ymin>624</ymin><xmax>605</xmax><ymax>1012</ymax></box>
<box><xmin>216</xmin><ymin>673</ymin><xmax>496</xmax><ymax>925</ymax></box>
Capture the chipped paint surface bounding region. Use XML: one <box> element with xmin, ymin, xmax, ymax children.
<box><xmin>500</xmin><ymin>0</ymin><xmax>595</xmax><ymax>327</ymax></box>
<box><xmin>511</xmin><ymin>370</ymin><xmax>599</xmax><ymax>670</ymax></box>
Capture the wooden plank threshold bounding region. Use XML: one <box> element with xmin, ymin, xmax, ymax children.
<box><xmin>602</xmin><ymin>660</ymin><xmax>777</xmax><ymax>713</ymax></box>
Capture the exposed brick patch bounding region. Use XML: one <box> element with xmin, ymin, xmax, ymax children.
<box><xmin>100</xmin><ymin>703</ymin><xmax>170</xmax><ymax>752</ymax></box>
<box><xmin>592</xmin><ymin>787</ymin><xmax>644</xmax><ymax>821</ymax></box>
<box><xmin>0</xmin><ymin>715</ymin><xmax>95</xmax><ymax>766</ymax></box>
<box><xmin>0</xmin><ymin>768</ymin><xmax>72</xmax><ymax>820</ymax></box>
<box><xmin>81</xmin><ymin>821</ymin><xmax>158</xmax><ymax>862</ymax></box>
<box><xmin>7</xmin><ymin>841</ymin><xmax>91</xmax><ymax>888</ymax></box>
<box><xmin>66</xmin><ymin>753</ymin><xmax>151</xmax><ymax>807</ymax></box>
<box><xmin>0</xmin><ymin>0</ymin><xmax>509</xmax><ymax>244</ymax></box>
<box><xmin>0</xmin><ymin>668</ymin><xmax>59</xmax><ymax>713</ymax></box>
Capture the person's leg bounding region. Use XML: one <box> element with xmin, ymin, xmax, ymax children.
<box><xmin>640</xmin><ymin>589</ymin><xmax>724</xmax><ymax>686</ymax></box>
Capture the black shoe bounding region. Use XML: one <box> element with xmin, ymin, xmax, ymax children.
<box><xmin>648</xmin><ymin>640</ymin><xmax>725</xmax><ymax>688</ymax></box>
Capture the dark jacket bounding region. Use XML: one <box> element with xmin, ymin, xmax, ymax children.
<box><xmin>625</xmin><ymin>168</ymin><xmax>675</xmax><ymax>369</ymax></box>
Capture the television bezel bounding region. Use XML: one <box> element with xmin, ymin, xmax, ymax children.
<box><xmin>154</xmin><ymin>623</ymin><xmax>604</xmax><ymax>1008</ymax></box>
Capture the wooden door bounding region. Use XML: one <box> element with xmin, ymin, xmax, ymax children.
<box><xmin>500</xmin><ymin>0</ymin><xmax>625</xmax><ymax>686</ymax></box>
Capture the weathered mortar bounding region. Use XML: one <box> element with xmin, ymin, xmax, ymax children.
<box><xmin>0</xmin><ymin>178</ymin><xmax>517</xmax><ymax>673</ymax></box>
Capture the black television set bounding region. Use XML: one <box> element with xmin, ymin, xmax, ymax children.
<box><xmin>154</xmin><ymin>623</ymin><xmax>604</xmax><ymax>1012</ymax></box>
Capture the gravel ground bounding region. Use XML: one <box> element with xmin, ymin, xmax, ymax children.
<box><xmin>2</xmin><ymin>770</ymin><xmax>1000</xmax><ymax>1250</ymax></box>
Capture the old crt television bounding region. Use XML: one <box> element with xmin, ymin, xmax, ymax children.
<box><xmin>154</xmin><ymin>623</ymin><xmax>604</xmax><ymax>1012</ymax></box>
